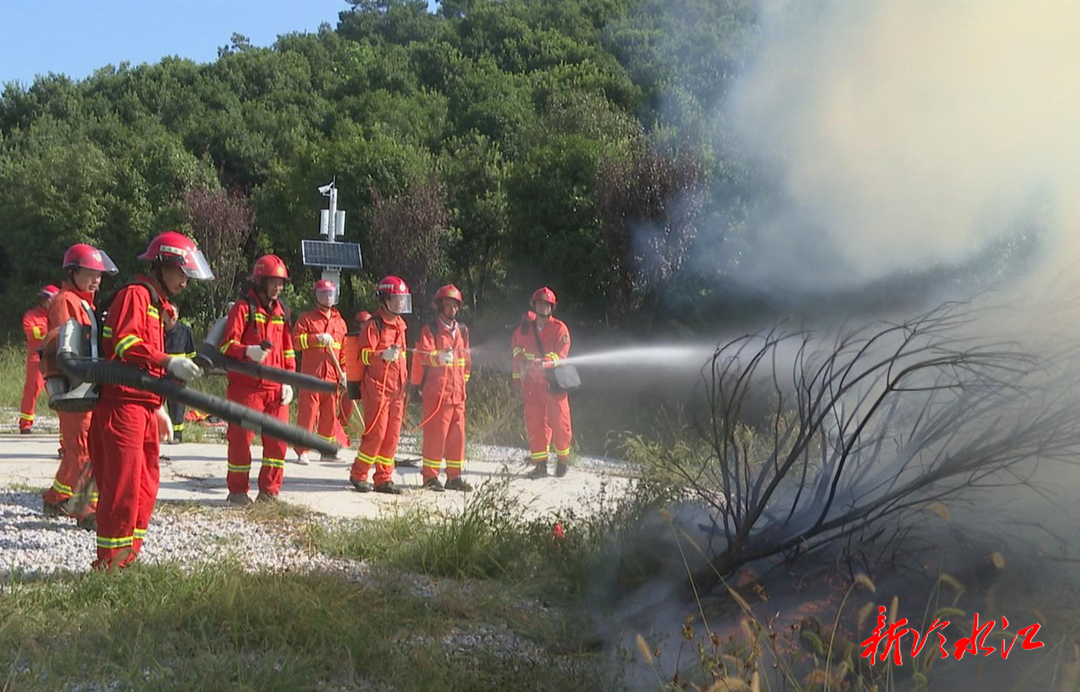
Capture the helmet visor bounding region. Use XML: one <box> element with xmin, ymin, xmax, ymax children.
<box><xmin>387</xmin><ymin>294</ymin><xmax>412</xmax><ymax>315</ymax></box>
<box><xmin>181</xmin><ymin>249</ymin><xmax>215</xmax><ymax>280</ymax></box>
<box><xmin>96</xmin><ymin>250</ymin><xmax>120</xmax><ymax>275</ymax></box>
<box><xmin>316</xmin><ymin>287</ymin><xmax>338</xmax><ymax>306</ymax></box>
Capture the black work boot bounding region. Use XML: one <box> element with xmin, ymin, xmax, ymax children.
<box><xmin>374</xmin><ymin>481</ymin><xmax>404</xmax><ymax>495</ymax></box>
<box><xmin>422</xmin><ymin>477</ymin><xmax>445</xmax><ymax>492</ymax></box>
<box><xmin>526</xmin><ymin>462</ymin><xmax>549</xmax><ymax>480</ymax></box>
<box><xmin>77</xmin><ymin>513</ymin><xmax>97</xmax><ymax>531</ymax></box>
<box><xmin>351</xmin><ymin>479</ymin><xmax>373</xmax><ymax>493</ymax></box>
<box><xmin>255</xmin><ymin>491</ymin><xmax>278</xmax><ymax>503</ymax></box>
<box><xmin>43</xmin><ymin>498</ymin><xmax>69</xmax><ymax>517</ymax></box>
<box><xmin>444</xmin><ymin>477</ymin><xmax>473</xmax><ymax>492</ymax></box>
<box><xmin>227</xmin><ymin>492</ymin><xmax>253</xmax><ymax>507</ymax></box>
<box><xmin>555</xmin><ymin>460</ymin><xmax>569</xmax><ymax>477</ymax></box>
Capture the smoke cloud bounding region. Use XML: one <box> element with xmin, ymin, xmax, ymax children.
<box><xmin>724</xmin><ymin>0</ymin><xmax>1080</xmax><ymax>292</ymax></box>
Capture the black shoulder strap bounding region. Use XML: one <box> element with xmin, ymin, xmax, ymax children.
<box><xmin>531</xmin><ymin>320</ymin><xmax>545</xmax><ymax>359</ymax></box>
<box><xmin>132</xmin><ymin>280</ymin><xmax>162</xmax><ymax>308</ymax></box>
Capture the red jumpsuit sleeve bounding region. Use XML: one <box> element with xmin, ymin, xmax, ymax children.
<box><xmin>219</xmin><ymin>301</ymin><xmax>250</xmax><ymax>361</ymax></box>
<box><xmin>511</xmin><ymin>328</ymin><xmax>526</xmax><ymax>382</ymax></box>
<box><xmin>108</xmin><ymin>288</ymin><xmax>169</xmax><ymax>368</ymax></box>
<box><xmin>543</xmin><ymin>322</ymin><xmax>571</xmax><ymax>366</ymax></box>
<box><xmin>350</xmin><ymin>319</ymin><xmax>380</xmax><ymax>383</ymax></box>
<box><xmin>334</xmin><ymin>314</ymin><xmax>348</xmax><ymax>369</ymax></box>
<box><xmin>48</xmin><ymin>295</ymin><xmax>78</xmax><ymax>331</ymax></box>
<box><xmin>410</xmin><ymin>325</ymin><xmax>435</xmax><ymax>386</ymax></box>
<box><xmin>281</xmin><ymin>320</ymin><xmax>297</xmax><ymax>372</ymax></box>
<box><xmin>23</xmin><ymin>311</ymin><xmax>42</xmax><ymax>344</ymax></box>
<box><xmin>293</xmin><ymin>313</ymin><xmax>313</xmax><ymax>352</ymax></box>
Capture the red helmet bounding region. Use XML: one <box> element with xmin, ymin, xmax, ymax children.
<box><xmin>38</xmin><ymin>284</ymin><xmax>60</xmax><ymax>300</ymax></box>
<box><xmin>314</xmin><ymin>279</ymin><xmax>338</xmax><ymax>306</ymax></box>
<box><xmin>251</xmin><ymin>254</ymin><xmax>289</xmax><ymax>281</ymax></box>
<box><xmin>433</xmin><ymin>284</ymin><xmax>464</xmax><ymax>306</ymax></box>
<box><xmin>354</xmin><ymin>310</ymin><xmax>373</xmax><ymax>324</ymax></box>
<box><xmin>138</xmin><ymin>231</ymin><xmax>214</xmax><ymax>280</ymax></box>
<box><xmin>377</xmin><ymin>275</ymin><xmax>412</xmax><ymax>314</ymax></box>
<box><xmin>531</xmin><ymin>286</ymin><xmax>557</xmax><ymax>307</ymax></box>
<box><xmin>62</xmin><ymin>243</ymin><xmax>118</xmax><ymax>274</ymax></box>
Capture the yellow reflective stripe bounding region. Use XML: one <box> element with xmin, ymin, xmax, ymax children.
<box><xmin>511</xmin><ymin>373</ymin><xmax>521</xmax><ymax>379</ymax></box>
<box><xmin>429</xmin><ymin>352</ymin><xmax>441</xmax><ymax>367</ymax></box>
<box><xmin>96</xmin><ymin>534</ymin><xmax>134</xmax><ymax>548</ymax></box>
<box><xmin>422</xmin><ymin>458</ymin><xmax>443</xmax><ymax>469</ymax></box>
<box><xmin>554</xmin><ymin>447</ymin><xmax>571</xmax><ymax>456</ymax></box>
<box><xmin>227</xmin><ymin>463</ymin><xmax>251</xmax><ymax>473</ymax></box>
<box><xmin>523</xmin><ymin>352</ymin><xmax>537</xmax><ymax>360</ymax></box>
<box><xmin>102</xmin><ymin>326</ymin><xmax>114</xmax><ymax>338</ymax></box>
<box><xmin>32</xmin><ymin>326</ymin><xmax>44</xmax><ymax>339</ymax></box>
<box><xmin>262</xmin><ymin>457</ymin><xmax>286</xmax><ymax>469</ymax></box>
<box><xmin>283</xmin><ymin>349</ymin><xmax>296</xmax><ymax>359</ymax></box>
<box><xmin>332</xmin><ymin>341</ymin><xmax>342</xmax><ymax>349</ymax></box>
<box><xmin>173</xmin><ymin>423</ymin><xmax>185</xmax><ymax>432</ymax></box>
<box><xmin>252</xmin><ymin>312</ymin><xmax>268</xmax><ymax>323</ymax></box>
<box><xmin>361</xmin><ymin>349</ymin><xmax>373</xmax><ymax>366</ymax></box>
<box><xmin>186</xmin><ymin>351</ymin><xmax>197</xmax><ymax>358</ymax></box>
<box><xmin>530</xmin><ymin>450</ymin><xmax>549</xmax><ymax>459</ymax></box>
<box><xmin>455</xmin><ymin>358</ymin><xmax>466</xmax><ymax>366</ymax></box>
<box><xmin>51</xmin><ymin>479</ymin><xmax>73</xmax><ymax>495</ymax></box>
<box><xmin>545</xmin><ymin>353</ymin><xmax>560</xmax><ymax>362</ymax></box>
<box><xmin>147</xmin><ymin>305</ymin><xmax>160</xmax><ymax>320</ymax></box>
<box><xmin>133</xmin><ymin>528</ymin><xmax>147</xmax><ymax>540</ymax></box>
<box><xmin>166</xmin><ymin>352</ymin><xmax>188</xmax><ymax>358</ymax></box>
<box><xmin>445</xmin><ymin>459</ymin><xmax>464</xmax><ymax>469</ymax></box>
<box><xmin>270</xmin><ymin>316</ymin><xmax>285</xmax><ymax>325</ymax></box>
<box><xmin>354</xmin><ymin>451</ymin><xmax>376</xmax><ymax>464</ymax></box>
<box><xmin>512</xmin><ymin>347</ymin><xmax>522</xmax><ymax>356</ymax></box>
<box><xmin>299</xmin><ymin>333</ymin><xmax>309</xmax><ymax>350</ymax></box>
<box><xmin>463</xmin><ymin>374</ymin><xmax>471</xmax><ymax>382</ymax></box>
<box><xmin>19</xmin><ymin>412</ymin><xmax>34</xmax><ymax>421</ymax></box>
<box><xmin>89</xmin><ymin>491</ymin><xmax>99</xmax><ymax>502</ymax></box>
<box><xmin>115</xmin><ymin>335</ymin><xmax>143</xmax><ymax>357</ymax></box>
<box><xmin>220</xmin><ymin>339</ymin><xmax>237</xmax><ymax>354</ymax></box>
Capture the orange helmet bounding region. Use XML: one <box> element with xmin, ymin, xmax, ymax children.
<box><xmin>354</xmin><ymin>310</ymin><xmax>373</xmax><ymax>324</ymax></box>
<box><xmin>530</xmin><ymin>286</ymin><xmax>557</xmax><ymax>307</ymax></box>
<box><xmin>433</xmin><ymin>284</ymin><xmax>464</xmax><ymax>306</ymax></box>
<box><xmin>251</xmin><ymin>254</ymin><xmax>289</xmax><ymax>281</ymax></box>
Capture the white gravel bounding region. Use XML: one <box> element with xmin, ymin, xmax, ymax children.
<box><xmin>0</xmin><ymin>489</ymin><xmax>364</xmax><ymax>578</ymax></box>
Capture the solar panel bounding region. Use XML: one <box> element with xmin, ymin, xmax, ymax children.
<box><xmin>301</xmin><ymin>240</ymin><xmax>363</xmax><ymax>269</ymax></box>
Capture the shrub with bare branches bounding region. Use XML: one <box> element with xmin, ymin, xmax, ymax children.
<box><xmin>183</xmin><ymin>186</ymin><xmax>255</xmax><ymax>322</ymax></box>
<box><xmin>662</xmin><ymin>301</ymin><xmax>1080</xmax><ymax>584</ymax></box>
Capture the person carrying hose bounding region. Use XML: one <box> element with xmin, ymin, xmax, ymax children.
<box><xmin>89</xmin><ymin>230</ymin><xmax>212</xmax><ymax>569</ymax></box>
<box><xmin>292</xmin><ymin>279</ymin><xmax>348</xmax><ymax>464</ymax></box>
<box><xmin>42</xmin><ymin>244</ymin><xmax>118</xmax><ymax>527</ymax></box>
<box><xmin>219</xmin><ymin>254</ymin><xmax>297</xmax><ymax>506</ymax></box>
<box><xmin>511</xmin><ymin>287</ymin><xmax>573</xmax><ymax>479</ymax></box>
<box><xmin>409</xmin><ymin>284</ymin><xmax>472</xmax><ymax>492</ymax></box>
<box><xmin>347</xmin><ymin>276</ymin><xmax>410</xmax><ymax>494</ymax></box>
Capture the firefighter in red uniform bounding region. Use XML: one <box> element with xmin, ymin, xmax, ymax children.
<box><xmin>339</xmin><ymin>310</ymin><xmax>373</xmax><ymax>444</ymax></box>
<box><xmin>219</xmin><ymin>255</ymin><xmax>297</xmax><ymax>505</ymax></box>
<box><xmin>347</xmin><ymin>277</ymin><xmax>411</xmax><ymax>494</ymax></box>
<box><xmin>19</xmin><ymin>285</ymin><xmax>59</xmax><ymax>434</ymax></box>
<box><xmin>42</xmin><ymin>244</ymin><xmax>119</xmax><ymax>525</ymax></box>
<box><xmin>89</xmin><ymin>231</ymin><xmax>212</xmax><ymax>569</ymax></box>
<box><xmin>292</xmin><ymin>279</ymin><xmax>348</xmax><ymax>464</ymax></box>
<box><xmin>409</xmin><ymin>285</ymin><xmax>473</xmax><ymax>492</ymax></box>
<box><xmin>511</xmin><ymin>287</ymin><xmax>572</xmax><ymax>478</ymax></box>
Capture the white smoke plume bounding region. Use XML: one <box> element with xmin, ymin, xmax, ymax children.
<box><xmin>725</xmin><ymin>0</ymin><xmax>1080</xmax><ymax>291</ymax></box>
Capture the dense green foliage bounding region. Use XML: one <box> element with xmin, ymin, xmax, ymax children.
<box><xmin>0</xmin><ymin>0</ymin><xmax>758</xmax><ymax>335</ymax></box>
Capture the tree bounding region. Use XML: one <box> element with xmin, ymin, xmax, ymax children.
<box><xmin>595</xmin><ymin>144</ymin><xmax>705</xmax><ymax>322</ymax></box>
<box><xmin>182</xmin><ymin>186</ymin><xmax>256</xmax><ymax>323</ymax></box>
<box><xmin>365</xmin><ymin>175</ymin><xmax>450</xmax><ymax>305</ymax></box>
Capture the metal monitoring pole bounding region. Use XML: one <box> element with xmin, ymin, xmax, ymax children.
<box><xmin>304</xmin><ymin>180</ymin><xmax>363</xmax><ymax>292</ymax></box>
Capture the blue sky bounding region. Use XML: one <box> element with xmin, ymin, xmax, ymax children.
<box><xmin>2</xmin><ymin>0</ymin><xmax>438</xmax><ymax>87</ymax></box>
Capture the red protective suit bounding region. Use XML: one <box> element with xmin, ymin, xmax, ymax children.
<box><xmin>42</xmin><ymin>282</ymin><xmax>99</xmax><ymax>514</ymax></box>
<box><xmin>219</xmin><ymin>289</ymin><xmax>296</xmax><ymax>496</ymax></box>
<box><xmin>292</xmin><ymin>307</ymin><xmax>347</xmax><ymax>455</ymax></box>
<box><xmin>88</xmin><ymin>277</ymin><xmax>172</xmax><ymax>569</ymax></box>
<box><xmin>19</xmin><ymin>305</ymin><xmax>49</xmax><ymax>432</ymax></box>
<box><xmin>511</xmin><ymin>314</ymin><xmax>573</xmax><ymax>466</ymax></box>
<box><xmin>347</xmin><ymin>308</ymin><xmax>407</xmax><ymax>486</ymax></box>
<box><xmin>410</xmin><ymin>318</ymin><xmax>471</xmax><ymax>481</ymax></box>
